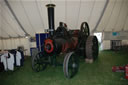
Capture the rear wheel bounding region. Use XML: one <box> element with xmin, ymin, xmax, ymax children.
<box><xmin>86</xmin><ymin>36</ymin><xmax>99</xmax><ymax>60</ymax></box>
<box><xmin>32</xmin><ymin>52</ymin><xmax>48</xmax><ymax>72</ymax></box>
<box><xmin>63</xmin><ymin>52</ymin><xmax>79</xmax><ymax>78</ymax></box>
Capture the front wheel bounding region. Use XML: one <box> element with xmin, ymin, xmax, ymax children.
<box><xmin>32</xmin><ymin>52</ymin><xmax>48</xmax><ymax>72</ymax></box>
<box><xmin>63</xmin><ymin>52</ymin><xmax>79</xmax><ymax>78</ymax></box>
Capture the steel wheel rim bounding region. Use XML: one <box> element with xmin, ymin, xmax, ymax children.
<box><xmin>32</xmin><ymin>52</ymin><xmax>47</xmax><ymax>72</ymax></box>
<box><xmin>63</xmin><ymin>52</ymin><xmax>79</xmax><ymax>78</ymax></box>
<box><xmin>68</xmin><ymin>56</ymin><xmax>78</xmax><ymax>78</ymax></box>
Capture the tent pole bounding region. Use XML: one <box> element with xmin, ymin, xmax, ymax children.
<box><xmin>91</xmin><ymin>0</ymin><xmax>109</xmax><ymax>34</ymax></box>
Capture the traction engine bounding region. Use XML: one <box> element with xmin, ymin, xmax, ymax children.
<box><xmin>32</xmin><ymin>4</ymin><xmax>99</xmax><ymax>78</ymax></box>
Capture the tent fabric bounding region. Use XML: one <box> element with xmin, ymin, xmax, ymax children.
<box><xmin>98</xmin><ymin>0</ymin><xmax>128</xmax><ymax>32</ymax></box>
<box><xmin>0</xmin><ymin>38</ymin><xmax>30</xmax><ymax>55</ymax></box>
<box><xmin>0</xmin><ymin>0</ymin><xmax>128</xmax><ymax>38</ymax></box>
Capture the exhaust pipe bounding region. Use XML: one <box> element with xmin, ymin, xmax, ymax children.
<box><xmin>46</xmin><ymin>4</ymin><xmax>56</xmax><ymax>37</ymax></box>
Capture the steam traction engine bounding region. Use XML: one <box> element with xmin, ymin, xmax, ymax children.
<box><xmin>32</xmin><ymin>4</ymin><xmax>99</xmax><ymax>78</ymax></box>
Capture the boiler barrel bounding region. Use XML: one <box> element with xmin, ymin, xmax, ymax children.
<box><xmin>44</xmin><ymin>37</ymin><xmax>78</xmax><ymax>54</ymax></box>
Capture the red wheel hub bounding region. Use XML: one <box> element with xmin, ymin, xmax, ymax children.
<box><xmin>44</xmin><ymin>39</ymin><xmax>54</xmax><ymax>53</ymax></box>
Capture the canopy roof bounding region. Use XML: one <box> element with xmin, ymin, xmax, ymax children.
<box><xmin>0</xmin><ymin>0</ymin><xmax>128</xmax><ymax>38</ymax></box>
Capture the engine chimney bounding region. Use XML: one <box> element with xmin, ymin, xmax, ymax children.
<box><xmin>46</xmin><ymin>4</ymin><xmax>56</xmax><ymax>37</ymax></box>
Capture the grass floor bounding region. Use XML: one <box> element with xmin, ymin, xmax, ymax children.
<box><xmin>0</xmin><ymin>50</ymin><xmax>128</xmax><ymax>85</ymax></box>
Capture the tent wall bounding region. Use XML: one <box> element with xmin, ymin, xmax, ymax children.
<box><xmin>100</xmin><ymin>32</ymin><xmax>110</xmax><ymax>50</ymax></box>
<box><xmin>104</xmin><ymin>31</ymin><xmax>128</xmax><ymax>40</ymax></box>
<box><xmin>101</xmin><ymin>40</ymin><xmax>128</xmax><ymax>50</ymax></box>
<box><xmin>0</xmin><ymin>6</ymin><xmax>1</xmax><ymax>31</ymax></box>
<box><xmin>122</xmin><ymin>40</ymin><xmax>128</xmax><ymax>45</ymax></box>
<box><xmin>101</xmin><ymin>40</ymin><xmax>111</xmax><ymax>50</ymax></box>
<box><xmin>0</xmin><ymin>38</ymin><xmax>30</xmax><ymax>55</ymax></box>
<box><xmin>0</xmin><ymin>40</ymin><xmax>2</xmax><ymax>50</ymax></box>
<box><xmin>101</xmin><ymin>32</ymin><xmax>128</xmax><ymax>50</ymax></box>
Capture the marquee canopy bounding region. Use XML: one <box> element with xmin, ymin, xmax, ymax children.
<box><xmin>0</xmin><ymin>0</ymin><xmax>128</xmax><ymax>38</ymax></box>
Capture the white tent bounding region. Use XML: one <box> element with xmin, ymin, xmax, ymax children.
<box><xmin>0</xmin><ymin>0</ymin><xmax>128</xmax><ymax>55</ymax></box>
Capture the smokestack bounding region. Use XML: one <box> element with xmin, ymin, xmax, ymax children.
<box><xmin>46</xmin><ymin>4</ymin><xmax>56</xmax><ymax>37</ymax></box>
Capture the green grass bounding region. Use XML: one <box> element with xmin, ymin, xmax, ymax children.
<box><xmin>0</xmin><ymin>50</ymin><xmax>128</xmax><ymax>85</ymax></box>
